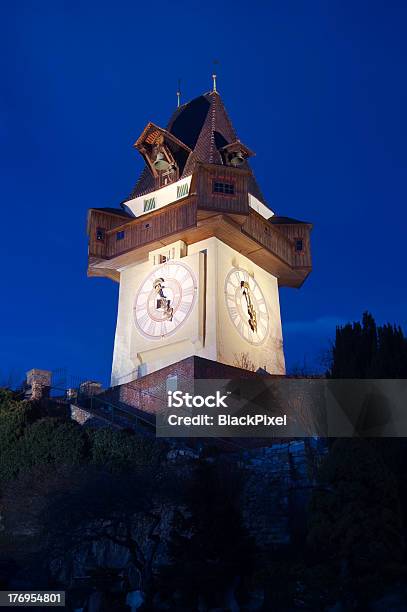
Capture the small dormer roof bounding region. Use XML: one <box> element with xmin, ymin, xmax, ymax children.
<box><xmin>134</xmin><ymin>122</ymin><xmax>192</xmax><ymax>154</ymax></box>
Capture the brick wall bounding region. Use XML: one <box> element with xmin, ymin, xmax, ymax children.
<box><xmin>99</xmin><ymin>356</ymin><xmax>276</xmax><ymax>415</ymax></box>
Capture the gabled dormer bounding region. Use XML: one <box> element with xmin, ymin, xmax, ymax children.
<box><xmin>134</xmin><ymin>122</ymin><xmax>191</xmax><ymax>189</ymax></box>
<box><xmin>219</xmin><ymin>140</ymin><xmax>255</xmax><ymax>168</ymax></box>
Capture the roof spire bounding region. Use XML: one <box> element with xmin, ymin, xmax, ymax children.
<box><xmin>176</xmin><ymin>78</ymin><xmax>181</xmax><ymax>108</ymax></box>
<box><xmin>212</xmin><ymin>59</ymin><xmax>219</xmax><ymax>93</ymax></box>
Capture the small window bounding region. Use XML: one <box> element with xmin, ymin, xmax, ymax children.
<box><xmin>177</xmin><ymin>183</ymin><xmax>189</xmax><ymax>199</ymax></box>
<box><xmin>143</xmin><ymin>197</ymin><xmax>156</xmax><ymax>212</ymax></box>
<box><xmin>166</xmin><ymin>375</ymin><xmax>178</xmax><ymax>393</ymax></box>
<box><xmin>213</xmin><ymin>181</ymin><xmax>235</xmax><ymax>195</ymax></box>
<box><xmin>295</xmin><ymin>239</ymin><xmax>303</xmax><ymax>252</ymax></box>
<box><xmin>153</xmin><ymin>254</ymin><xmax>167</xmax><ymax>265</ymax></box>
<box><xmin>96</xmin><ymin>228</ymin><xmax>105</xmax><ymax>242</ymax></box>
<box><xmin>116</xmin><ymin>230</ymin><xmax>125</xmax><ymax>241</ymax></box>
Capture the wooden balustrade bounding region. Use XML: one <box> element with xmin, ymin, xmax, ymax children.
<box><xmin>88</xmin><ymin>193</ymin><xmax>311</xmax><ymax>283</ymax></box>
<box><xmin>242</xmin><ymin>214</ymin><xmax>295</xmax><ymax>266</ymax></box>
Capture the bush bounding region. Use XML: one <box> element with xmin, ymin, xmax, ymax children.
<box><xmin>19</xmin><ymin>418</ymin><xmax>88</xmax><ymax>469</ymax></box>
<box><xmin>88</xmin><ymin>428</ymin><xmax>162</xmax><ymax>468</ymax></box>
<box><xmin>0</xmin><ymin>390</ymin><xmax>34</xmax><ymax>483</ymax></box>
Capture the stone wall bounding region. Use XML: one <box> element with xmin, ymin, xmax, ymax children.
<box><xmin>25</xmin><ymin>369</ymin><xmax>51</xmax><ymax>400</ymax></box>
<box><xmin>70</xmin><ymin>405</ymin><xmax>93</xmax><ymax>425</ymax></box>
<box><xmin>239</xmin><ymin>438</ymin><xmax>327</xmax><ymax>547</ymax></box>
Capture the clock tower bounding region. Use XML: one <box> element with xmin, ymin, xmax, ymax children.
<box><xmin>87</xmin><ymin>85</ymin><xmax>312</xmax><ymax>387</ymax></box>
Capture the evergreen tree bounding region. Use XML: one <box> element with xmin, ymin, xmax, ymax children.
<box><xmin>328</xmin><ymin>312</ymin><xmax>407</xmax><ymax>378</ymax></box>
<box><xmin>308</xmin><ymin>439</ymin><xmax>405</xmax><ymax>604</ymax></box>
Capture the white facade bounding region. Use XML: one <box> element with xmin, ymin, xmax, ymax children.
<box><xmin>123</xmin><ymin>176</ymin><xmax>193</xmax><ymax>218</ymax></box>
<box><xmin>111</xmin><ymin>238</ymin><xmax>285</xmax><ymax>386</ymax></box>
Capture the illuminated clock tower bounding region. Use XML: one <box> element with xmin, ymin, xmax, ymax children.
<box><xmin>87</xmin><ymin>81</ymin><xmax>312</xmax><ymax>387</ymax></box>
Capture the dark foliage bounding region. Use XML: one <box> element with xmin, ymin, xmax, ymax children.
<box><xmin>308</xmin><ymin>438</ymin><xmax>405</xmax><ymax>604</ymax></box>
<box><xmin>87</xmin><ymin>427</ymin><xmax>163</xmax><ymax>470</ymax></box>
<box><xmin>157</xmin><ymin>460</ymin><xmax>255</xmax><ymax>609</ymax></box>
<box><xmin>328</xmin><ymin>311</ymin><xmax>407</xmax><ymax>378</ymax></box>
<box><xmin>0</xmin><ymin>390</ymin><xmax>164</xmax><ymax>488</ymax></box>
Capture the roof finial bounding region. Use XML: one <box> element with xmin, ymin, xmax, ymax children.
<box><xmin>212</xmin><ymin>59</ymin><xmax>219</xmax><ymax>93</ymax></box>
<box><xmin>176</xmin><ymin>78</ymin><xmax>181</xmax><ymax>108</ymax></box>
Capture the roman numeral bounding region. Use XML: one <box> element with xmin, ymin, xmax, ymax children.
<box><xmin>229</xmin><ymin>306</ymin><xmax>238</xmax><ymax>320</ymax></box>
<box><xmin>178</xmin><ymin>301</ymin><xmax>192</xmax><ymax>314</ymax></box>
<box><xmin>172</xmin><ymin>313</ymin><xmax>181</xmax><ymax>326</ymax></box>
<box><xmin>146</xmin><ymin>320</ymin><xmax>156</xmax><ymax>335</ymax></box>
<box><xmin>259</xmin><ymin>320</ymin><xmax>267</xmax><ymax>334</ymax></box>
<box><xmin>137</xmin><ymin>313</ymin><xmax>149</xmax><ymax>328</ymax></box>
<box><xmin>139</xmin><ymin>286</ymin><xmax>151</xmax><ymax>295</ymax></box>
<box><xmin>177</xmin><ymin>268</ymin><xmax>189</xmax><ymax>282</ymax></box>
<box><xmin>135</xmin><ymin>302</ymin><xmax>147</xmax><ymax>312</ymax></box>
<box><xmin>183</xmin><ymin>286</ymin><xmax>195</xmax><ymax>296</ymax></box>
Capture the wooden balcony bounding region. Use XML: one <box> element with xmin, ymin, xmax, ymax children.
<box><xmin>88</xmin><ymin>197</ymin><xmax>312</xmax><ymax>287</ymax></box>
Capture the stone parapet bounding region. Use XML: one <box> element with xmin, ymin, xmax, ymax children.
<box><xmin>25</xmin><ymin>368</ymin><xmax>52</xmax><ymax>400</ymax></box>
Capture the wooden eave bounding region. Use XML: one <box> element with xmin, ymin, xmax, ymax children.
<box><xmin>88</xmin><ymin>204</ymin><xmax>311</xmax><ymax>288</ymax></box>
<box><xmin>220</xmin><ymin>140</ymin><xmax>255</xmax><ymax>158</ymax></box>
<box><xmin>197</xmin><ymin>162</ymin><xmax>251</xmax><ymax>176</ymax></box>
<box><xmin>271</xmin><ymin>220</ymin><xmax>314</xmax><ymax>231</ymax></box>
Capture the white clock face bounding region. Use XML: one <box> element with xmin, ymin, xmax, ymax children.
<box><xmin>224</xmin><ymin>268</ymin><xmax>269</xmax><ymax>345</ymax></box>
<box><xmin>134</xmin><ymin>261</ymin><xmax>197</xmax><ymax>339</ymax></box>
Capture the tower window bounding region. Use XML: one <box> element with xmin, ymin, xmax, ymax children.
<box><xmin>166</xmin><ymin>375</ymin><xmax>178</xmax><ymax>393</ymax></box>
<box><xmin>177</xmin><ymin>183</ymin><xmax>189</xmax><ymax>199</ymax></box>
<box><xmin>116</xmin><ymin>230</ymin><xmax>125</xmax><ymax>241</ymax></box>
<box><xmin>96</xmin><ymin>227</ymin><xmax>105</xmax><ymax>242</ymax></box>
<box><xmin>295</xmin><ymin>239</ymin><xmax>303</xmax><ymax>252</ymax></box>
<box><xmin>213</xmin><ymin>181</ymin><xmax>235</xmax><ymax>195</ymax></box>
<box><xmin>143</xmin><ymin>197</ymin><xmax>156</xmax><ymax>212</ymax></box>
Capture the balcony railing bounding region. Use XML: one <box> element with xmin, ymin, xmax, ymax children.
<box><xmin>88</xmin><ymin>199</ymin><xmax>311</xmax><ymax>277</ymax></box>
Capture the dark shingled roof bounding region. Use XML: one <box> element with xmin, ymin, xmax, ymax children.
<box><xmin>167</xmin><ymin>95</ymin><xmax>211</xmax><ymax>149</ymax></box>
<box><xmin>129</xmin><ymin>91</ymin><xmax>265</xmax><ymax>203</ymax></box>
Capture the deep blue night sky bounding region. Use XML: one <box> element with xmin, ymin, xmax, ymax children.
<box><xmin>1</xmin><ymin>1</ymin><xmax>406</xmax><ymax>387</ymax></box>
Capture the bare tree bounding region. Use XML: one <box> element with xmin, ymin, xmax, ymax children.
<box><xmin>2</xmin><ymin>463</ymin><xmax>178</xmax><ymax>602</ymax></box>
<box><xmin>233</xmin><ymin>352</ymin><xmax>256</xmax><ymax>372</ymax></box>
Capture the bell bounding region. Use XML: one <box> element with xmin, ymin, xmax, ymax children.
<box><xmin>230</xmin><ymin>150</ymin><xmax>245</xmax><ymax>167</ymax></box>
<box><xmin>153</xmin><ymin>151</ymin><xmax>170</xmax><ymax>171</ymax></box>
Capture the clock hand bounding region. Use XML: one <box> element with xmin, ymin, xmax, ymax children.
<box><xmin>241</xmin><ymin>281</ymin><xmax>258</xmax><ymax>332</ymax></box>
<box><xmin>153</xmin><ymin>277</ymin><xmax>174</xmax><ymax>321</ymax></box>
